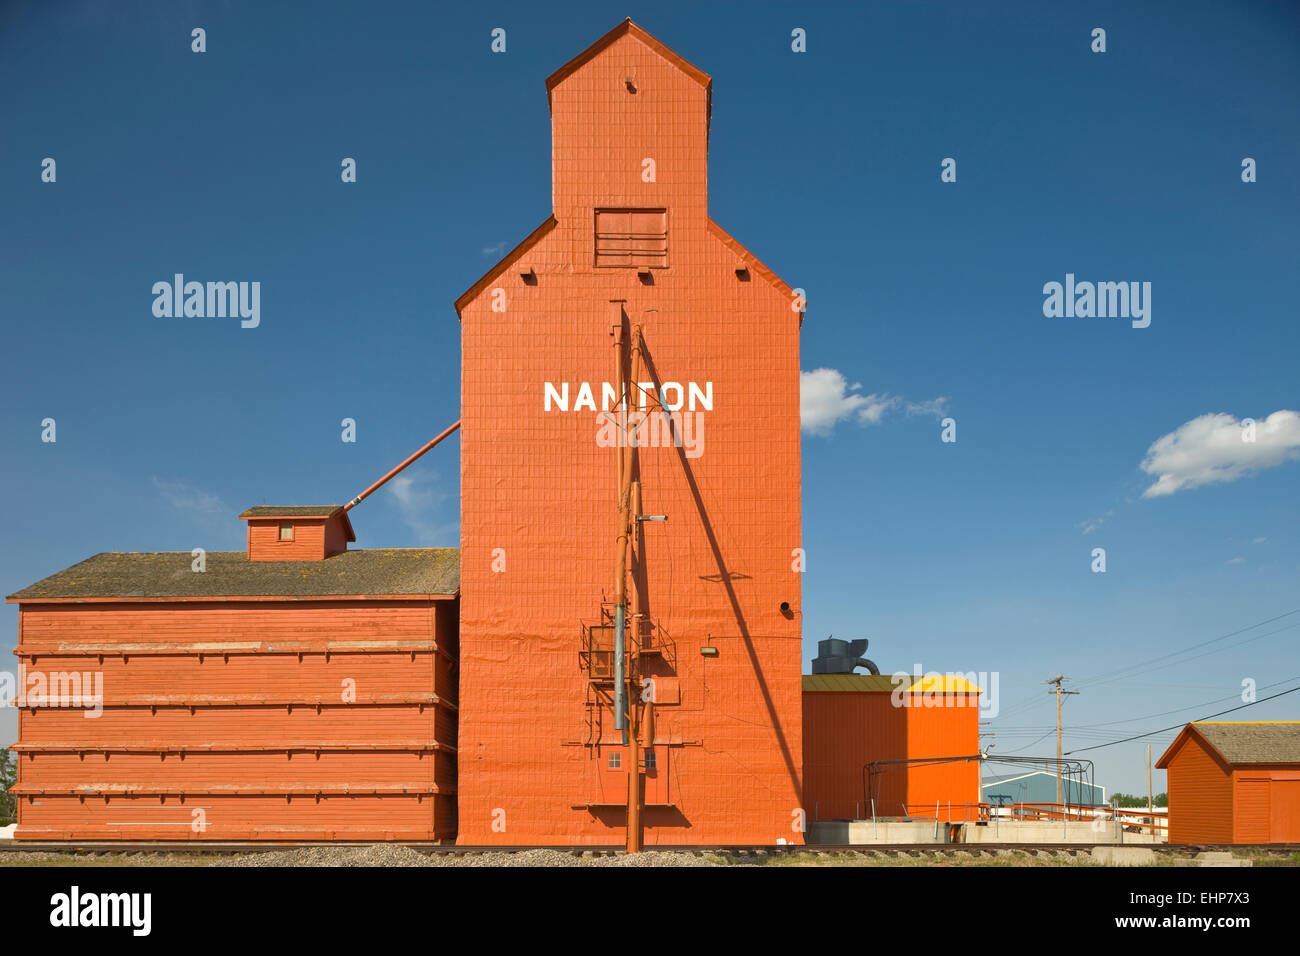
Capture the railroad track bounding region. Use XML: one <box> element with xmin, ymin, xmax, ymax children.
<box><xmin>1</xmin><ymin>841</ymin><xmax>1295</xmax><ymax>858</ymax></box>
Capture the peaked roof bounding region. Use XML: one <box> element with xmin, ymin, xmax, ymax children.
<box><xmin>453</xmin><ymin>21</ymin><xmax>796</xmax><ymax>319</ymax></box>
<box><xmin>981</xmin><ymin>770</ymin><xmax>1105</xmax><ymax>790</ymax></box>
<box><xmin>238</xmin><ymin>505</ymin><xmax>342</xmax><ymax>518</ymax></box>
<box><xmin>7</xmin><ymin>549</ymin><xmax>460</xmax><ymax>601</ymax></box>
<box><xmin>1156</xmin><ymin>721</ymin><xmax>1300</xmax><ymax>768</ymax></box>
<box><xmin>545</xmin><ymin>18</ymin><xmax>711</xmax><ymax>108</ymax></box>
<box><xmin>454</xmin><ymin>216</ymin><xmax>557</xmax><ymax>317</ymax></box>
<box><xmin>238</xmin><ymin>504</ymin><xmax>356</xmax><ymax>543</ymax></box>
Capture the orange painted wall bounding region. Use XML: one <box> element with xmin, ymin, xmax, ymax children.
<box><xmin>1231</xmin><ymin>770</ymin><xmax>1300</xmax><ymax>843</ymax></box>
<box><xmin>246</xmin><ymin>519</ymin><xmax>330</xmax><ymax>561</ymax></box>
<box><xmin>457</xmin><ymin>25</ymin><xmax>803</xmax><ymax>845</ymax></box>
<box><xmin>1163</xmin><ymin>733</ymin><xmax>1233</xmax><ymax>844</ymax></box>
<box><xmin>803</xmin><ymin>691</ymin><xmax>981</xmax><ymax>822</ymax></box>
<box><xmin>12</xmin><ymin>598</ymin><xmax>457</xmax><ymax>841</ymax></box>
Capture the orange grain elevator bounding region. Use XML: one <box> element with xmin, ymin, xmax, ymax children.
<box><xmin>455</xmin><ymin>20</ymin><xmax>805</xmax><ymax>845</ymax></box>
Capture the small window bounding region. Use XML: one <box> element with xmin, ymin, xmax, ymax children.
<box><xmin>278</xmin><ymin>524</ymin><xmax>294</xmax><ymax>542</ymax></box>
<box><xmin>607</xmin><ymin>751</ymin><xmax>621</xmax><ymax>770</ymax></box>
<box><xmin>595</xmin><ymin>209</ymin><xmax>667</xmax><ymax>268</ymax></box>
<box><xmin>644</xmin><ymin>750</ymin><xmax>656</xmax><ymax>771</ymax></box>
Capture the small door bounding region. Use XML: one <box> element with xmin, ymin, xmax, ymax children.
<box><xmin>1236</xmin><ymin>777</ymin><xmax>1269</xmax><ymax>843</ymax></box>
<box><xmin>1269</xmin><ymin>780</ymin><xmax>1300</xmax><ymax>842</ymax></box>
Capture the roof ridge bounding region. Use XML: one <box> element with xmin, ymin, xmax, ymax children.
<box><xmin>545</xmin><ymin>19</ymin><xmax>711</xmax><ymax>101</ymax></box>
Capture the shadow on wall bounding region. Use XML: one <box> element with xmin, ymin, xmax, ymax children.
<box><xmin>640</xmin><ymin>337</ymin><xmax>802</xmax><ymax>805</ymax></box>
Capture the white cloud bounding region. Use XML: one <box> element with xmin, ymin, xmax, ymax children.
<box><xmin>481</xmin><ymin>241</ymin><xmax>507</xmax><ymax>257</ymax></box>
<box><xmin>1139</xmin><ymin>410</ymin><xmax>1300</xmax><ymax>498</ymax></box>
<box><xmin>1253</xmin><ymin>537</ymin><xmax>1268</xmax><ymax>544</ymax></box>
<box><xmin>387</xmin><ymin>471</ymin><xmax>453</xmax><ymax>545</ymax></box>
<box><xmin>1077</xmin><ymin>509</ymin><xmax>1114</xmax><ymax>535</ymax></box>
<box><xmin>800</xmin><ymin>368</ymin><xmax>948</xmax><ymax>436</ymax></box>
<box><xmin>1227</xmin><ymin>556</ymin><xmax>1246</xmax><ymax>564</ymax></box>
<box><xmin>151</xmin><ymin>477</ymin><xmax>226</xmax><ymax>516</ymax></box>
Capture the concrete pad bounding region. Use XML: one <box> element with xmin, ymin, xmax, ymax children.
<box><xmin>809</xmin><ymin>820</ymin><xmax>948</xmax><ymax>845</ymax></box>
<box><xmin>962</xmin><ymin>820</ymin><xmax>1164</xmax><ymax>844</ymax></box>
<box><xmin>1196</xmin><ymin>851</ymin><xmax>1252</xmax><ymax>867</ymax></box>
<box><xmin>0</xmin><ymin>824</ymin><xmax>15</xmax><ymax>841</ymax></box>
<box><xmin>1092</xmin><ymin>846</ymin><xmax>1156</xmax><ymax>866</ymax></box>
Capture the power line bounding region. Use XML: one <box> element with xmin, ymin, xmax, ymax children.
<box><xmin>1080</xmin><ymin>622</ymin><xmax>1300</xmax><ymax>690</ymax></box>
<box><xmin>1073</xmin><ymin>676</ymin><xmax>1300</xmax><ymax>728</ymax></box>
<box><xmin>990</xmin><ymin>606</ymin><xmax>1300</xmax><ymax>722</ymax></box>
<box><xmin>1064</xmin><ymin>684</ymin><xmax>1300</xmax><ymax>755</ymax></box>
<box><xmin>1070</xmin><ymin>608</ymin><xmax>1300</xmax><ymax>690</ymax></box>
<box><xmin>996</xmin><ymin>676</ymin><xmax>1300</xmax><ymax>732</ymax></box>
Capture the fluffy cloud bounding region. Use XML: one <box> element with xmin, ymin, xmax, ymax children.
<box><xmin>800</xmin><ymin>368</ymin><xmax>948</xmax><ymax>436</ymax></box>
<box><xmin>387</xmin><ymin>471</ymin><xmax>453</xmax><ymax>545</ymax></box>
<box><xmin>1140</xmin><ymin>410</ymin><xmax>1300</xmax><ymax>498</ymax></box>
<box><xmin>151</xmin><ymin>477</ymin><xmax>226</xmax><ymax>516</ymax></box>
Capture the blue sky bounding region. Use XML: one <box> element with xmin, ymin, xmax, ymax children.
<box><xmin>1</xmin><ymin>0</ymin><xmax>1297</xmax><ymax>795</ymax></box>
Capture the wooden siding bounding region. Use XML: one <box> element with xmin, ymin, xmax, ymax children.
<box><xmin>12</xmin><ymin>597</ymin><xmax>458</xmax><ymax>841</ymax></box>
<box><xmin>1233</xmin><ymin>769</ymin><xmax>1300</xmax><ymax>843</ymax></box>
<box><xmin>1165</xmin><ymin>733</ymin><xmax>1233</xmax><ymax>844</ymax></box>
<box><xmin>1235</xmin><ymin>776</ymin><xmax>1270</xmax><ymax>843</ymax></box>
<box><xmin>1268</xmin><ymin>776</ymin><xmax>1300</xmax><ymax>842</ymax></box>
<box><xmin>245</xmin><ymin>514</ymin><xmax>349</xmax><ymax>561</ymax></box>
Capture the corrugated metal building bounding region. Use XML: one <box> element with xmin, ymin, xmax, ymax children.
<box><xmin>981</xmin><ymin>771</ymin><xmax>1106</xmax><ymax>808</ymax></box>
<box><xmin>802</xmin><ymin>675</ymin><xmax>981</xmax><ymax>822</ymax></box>
<box><xmin>1156</xmin><ymin>721</ymin><xmax>1300</xmax><ymax>844</ymax></box>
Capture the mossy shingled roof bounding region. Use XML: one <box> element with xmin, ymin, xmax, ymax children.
<box><xmin>238</xmin><ymin>506</ymin><xmax>343</xmax><ymax>518</ymax></box>
<box><xmin>7</xmin><ymin>549</ymin><xmax>460</xmax><ymax>601</ymax></box>
<box><xmin>1191</xmin><ymin>722</ymin><xmax>1300</xmax><ymax>765</ymax></box>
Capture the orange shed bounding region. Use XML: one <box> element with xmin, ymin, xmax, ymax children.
<box><xmin>455</xmin><ymin>20</ymin><xmax>804</xmax><ymax>845</ymax></box>
<box><xmin>1156</xmin><ymin>721</ymin><xmax>1300</xmax><ymax>845</ymax></box>
<box><xmin>5</xmin><ymin>507</ymin><xmax>460</xmax><ymax>842</ymax></box>
<box><xmin>802</xmin><ymin>674</ymin><xmax>982</xmax><ymax>823</ymax></box>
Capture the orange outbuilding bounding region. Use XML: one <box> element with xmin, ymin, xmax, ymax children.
<box><xmin>802</xmin><ymin>675</ymin><xmax>982</xmax><ymax>824</ymax></box>
<box><xmin>1156</xmin><ymin>721</ymin><xmax>1300</xmax><ymax>844</ymax></box>
<box><xmin>6</xmin><ymin>508</ymin><xmax>459</xmax><ymax>841</ymax></box>
<box><xmin>455</xmin><ymin>20</ymin><xmax>804</xmax><ymax>845</ymax></box>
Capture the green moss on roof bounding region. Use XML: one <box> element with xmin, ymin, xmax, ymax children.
<box><xmin>238</xmin><ymin>506</ymin><xmax>343</xmax><ymax>518</ymax></box>
<box><xmin>7</xmin><ymin>549</ymin><xmax>459</xmax><ymax>600</ymax></box>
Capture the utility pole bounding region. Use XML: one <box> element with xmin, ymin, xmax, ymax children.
<box><xmin>1147</xmin><ymin>743</ymin><xmax>1153</xmax><ymax>814</ymax></box>
<box><xmin>1046</xmin><ymin>675</ymin><xmax>1078</xmax><ymax>806</ymax></box>
<box><xmin>612</xmin><ymin>317</ymin><xmax>645</xmax><ymax>854</ymax></box>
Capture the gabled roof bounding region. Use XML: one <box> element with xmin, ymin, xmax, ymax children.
<box><xmin>708</xmin><ymin>218</ymin><xmax>798</xmax><ymax>305</ymax></box>
<box><xmin>238</xmin><ymin>504</ymin><xmax>356</xmax><ymax>542</ymax></box>
<box><xmin>454</xmin><ymin>22</ymin><xmax>797</xmax><ymax>322</ymax></box>
<box><xmin>238</xmin><ymin>505</ymin><xmax>342</xmax><ymax>518</ymax></box>
<box><xmin>545</xmin><ymin>19</ymin><xmax>711</xmax><ymax>108</ymax></box>
<box><xmin>6</xmin><ymin>549</ymin><xmax>460</xmax><ymax>601</ymax></box>
<box><xmin>454</xmin><ymin>216</ymin><xmax>557</xmax><ymax>318</ymax></box>
<box><xmin>1156</xmin><ymin>721</ymin><xmax>1300</xmax><ymax>769</ymax></box>
<box><xmin>980</xmin><ymin>770</ymin><xmax>1105</xmax><ymax>789</ymax></box>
